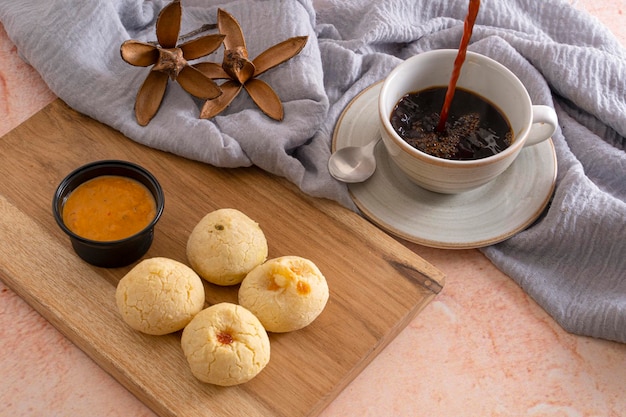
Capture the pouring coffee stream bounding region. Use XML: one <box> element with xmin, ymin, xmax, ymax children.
<box><xmin>437</xmin><ymin>0</ymin><xmax>481</xmax><ymax>132</ymax></box>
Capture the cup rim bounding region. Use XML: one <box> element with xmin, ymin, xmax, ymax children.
<box><xmin>379</xmin><ymin>49</ymin><xmax>532</xmax><ymax>167</ymax></box>
<box><xmin>52</xmin><ymin>160</ymin><xmax>165</xmax><ymax>246</ymax></box>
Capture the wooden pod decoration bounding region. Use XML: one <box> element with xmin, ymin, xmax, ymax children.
<box><xmin>121</xmin><ymin>2</ymin><xmax>308</xmax><ymax>124</ymax></box>
<box><xmin>120</xmin><ymin>0</ymin><xmax>225</xmax><ymax>126</ymax></box>
<box><xmin>135</xmin><ymin>70</ymin><xmax>169</xmax><ymax>127</ymax></box>
<box><xmin>156</xmin><ymin>0</ymin><xmax>182</xmax><ymax>49</ymax></box>
<box><xmin>253</xmin><ymin>36</ymin><xmax>308</xmax><ymax>77</ymax></box>
<box><xmin>120</xmin><ymin>40</ymin><xmax>159</xmax><ymax>67</ymax></box>
<box><xmin>244</xmin><ymin>78</ymin><xmax>284</xmax><ymax>121</ymax></box>
<box><xmin>200</xmin><ymin>9</ymin><xmax>309</xmax><ymax>121</ymax></box>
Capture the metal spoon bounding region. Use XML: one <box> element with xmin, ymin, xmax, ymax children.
<box><xmin>328</xmin><ymin>137</ymin><xmax>381</xmax><ymax>183</ymax></box>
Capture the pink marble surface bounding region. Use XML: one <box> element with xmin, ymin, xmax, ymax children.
<box><xmin>1</xmin><ymin>1</ymin><xmax>625</xmax><ymax>416</ymax></box>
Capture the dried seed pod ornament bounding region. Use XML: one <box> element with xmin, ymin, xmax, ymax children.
<box><xmin>120</xmin><ymin>0</ymin><xmax>225</xmax><ymax>126</ymax></box>
<box><xmin>195</xmin><ymin>9</ymin><xmax>308</xmax><ymax>121</ymax></box>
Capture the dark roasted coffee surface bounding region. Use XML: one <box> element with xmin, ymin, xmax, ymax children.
<box><xmin>390</xmin><ymin>87</ymin><xmax>512</xmax><ymax>160</ymax></box>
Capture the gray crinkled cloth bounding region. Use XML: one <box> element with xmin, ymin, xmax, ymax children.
<box><xmin>1</xmin><ymin>0</ymin><xmax>625</xmax><ymax>343</ymax></box>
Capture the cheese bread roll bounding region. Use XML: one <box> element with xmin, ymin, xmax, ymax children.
<box><xmin>187</xmin><ymin>208</ymin><xmax>268</xmax><ymax>286</ymax></box>
<box><xmin>181</xmin><ymin>303</ymin><xmax>270</xmax><ymax>386</ymax></box>
<box><xmin>238</xmin><ymin>256</ymin><xmax>329</xmax><ymax>333</ymax></box>
<box><xmin>115</xmin><ymin>257</ymin><xmax>205</xmax><ymax>335</ymax></box>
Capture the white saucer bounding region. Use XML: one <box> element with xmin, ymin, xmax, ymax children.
<box><xmin>332</xmin><ymin>82</ymin><xmax>557</xmax><ymax>249</ymax></box>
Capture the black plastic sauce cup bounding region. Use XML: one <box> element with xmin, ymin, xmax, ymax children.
<box><xmin>52</xmin><ymin>160</ymin><xmax>164</xmax><ymax>268</ymax></box>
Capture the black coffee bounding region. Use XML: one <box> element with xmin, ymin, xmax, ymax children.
<box><xmin>390</xmin><ymin>87</ymin><xmax>513</xmax><ymax>160</ymax></box>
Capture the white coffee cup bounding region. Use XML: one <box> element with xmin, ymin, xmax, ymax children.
<box><xmin>378</xmin><ymin>49</ymin><xmax>558</xmax><ymax>194</ymax></box>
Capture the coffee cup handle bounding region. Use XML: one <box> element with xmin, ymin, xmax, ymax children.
<box><xmin>525</xmin><ymin>105</ymin><xmax>558</xmax><ymax>147</ymax></box>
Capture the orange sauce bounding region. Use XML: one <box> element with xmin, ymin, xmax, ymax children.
<box><xmin>62</xmin><ymin>175</ymin><xmax>156</xmax><ymax>241</ymax></box>
<box><xmin>296</xmin><ymin>280</ymin><xmax>311</xmax><ymax>295</ymax></box>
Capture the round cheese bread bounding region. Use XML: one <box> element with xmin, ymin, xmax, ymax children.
<box><xmin>238</xmin><ymin>256</ymin><xmax>329</xmax><ymax>333</ymax></box>
<box><xmin>115</xmin><ymin>257</ymin><xmax>205</xmax><ymax>335</ymax></box>
<box><xmin>181</xmin><ymin>303</ymin><xmax>270</xmax><ymax>386</ymax></box>
<box><xmin>186</xmin><ymin>208</ymin><xmax>268</xmax><ymax>286</ymax></box>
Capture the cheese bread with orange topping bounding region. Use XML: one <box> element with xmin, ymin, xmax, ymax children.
<box><xmin>181</xmin><ymin>303</ymin><xmax>270</xmax><ymax>386</ymax></box>
<box><xmin>238</xmin><ymin>256</ymin><xmax>329</xmax><ymax>333</ymax></box>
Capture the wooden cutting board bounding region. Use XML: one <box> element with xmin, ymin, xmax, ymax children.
<box><xmin>0</xmin><ymin>100</ymin><xmax>444</xmax><ymax>417</ymax></box>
